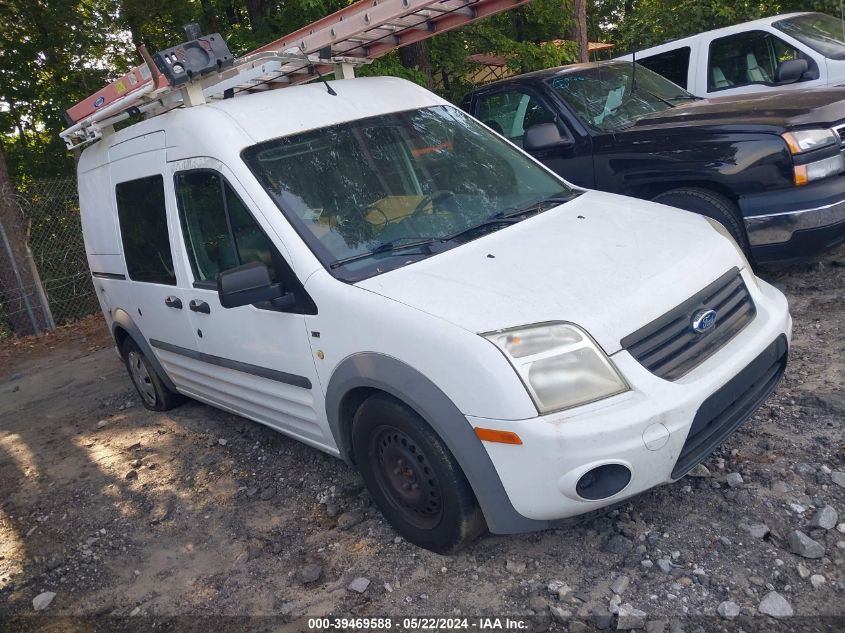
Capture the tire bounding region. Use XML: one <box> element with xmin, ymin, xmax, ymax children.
<box><xmin>120</xmin><ymin>338</ymin><xmax>185</xmax><ymax>412</ymax></box>
<box><xmin>351</xmin><ymin>394</ymin><xmax>486</xmax><ymax>554</ymax></box>
<box><xmin>651</xmin><ymin>188</ymin><xmax>752</xmax><ymax>259</ymax></box>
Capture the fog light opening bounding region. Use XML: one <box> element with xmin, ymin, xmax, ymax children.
<box><xmin>575</xmin><ymin>464</ymin><xmax>632</xmax><ymax>500</ymax></box>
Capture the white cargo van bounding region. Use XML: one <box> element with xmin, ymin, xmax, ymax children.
<box><xmin>622</xmin><ymin>12</ymin><xmax>845</xmax><ymax>99</ymax></box>
<box><xmin>77</xmin><ymin>76</ymin><xmax>791</xmax><ymax>552</ymax></box>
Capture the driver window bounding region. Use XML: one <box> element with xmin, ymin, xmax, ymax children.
<box><xmin>175</xmin><ymin>170</ymin><xmax>276</xmax><ymax>284</ymax></box>
<box><xmin>477</xmin><ymin>90</ymin><xmax>555</xmax><ymax>147</ymax></box>
<box><xmin>708</xmin><ymin>30</ymin><xmax>802</xmax><ymax>91</ymax></box>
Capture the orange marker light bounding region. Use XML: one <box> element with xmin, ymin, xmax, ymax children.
<box><xmin>794</xmin><ymin>164</ymin><xmax>809</xmax><ymax>186</ymax></box>
<box><xmin>474</xmin><ymin>427</ymin><xmax>523</xmax><ymax>445</ymax></box>
<box><xmin>782</xmin><ymin>132</ymin><xmax>802</xmax><ymax>155</ymax></box>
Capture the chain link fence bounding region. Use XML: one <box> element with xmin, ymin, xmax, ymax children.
<box><xmin>0</xmin><ymin>177</ymin><xmax>99</xmax><ymax>339</ymax></box>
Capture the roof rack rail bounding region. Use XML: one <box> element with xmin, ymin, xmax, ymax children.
<box><xmin>60</xmin><ymin>0</ymin><xmax>530</xmax><ymax>150</ymax></box>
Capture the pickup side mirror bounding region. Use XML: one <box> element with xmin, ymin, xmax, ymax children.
<box><xmin>217</xmin><ymin>261</ymin><xmax>295</xmax><ymax>310</ymax></box>
<box><xmin>775</xmin><ymin>58</ymin><xmax>809</xmax><ymax>84</ymax></box>
<box><xmin>523</xmin><ymin>123</ymin><xmax>574</xmax><ymax>151</ymax></box>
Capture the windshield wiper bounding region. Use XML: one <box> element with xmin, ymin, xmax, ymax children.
<box><xmin>667</xmin><ymin>94</ymin><xmax>701</xmax><ymax>101</ymax></box>
<box><xmin>445</xmin><ymin>194</ymin><xmax>577</xmax><ymax>242</ymax></box>
<box><xmin>329</xmin><ymin>237</ymin><xmax>441</xmax><ymax>269</ymax></box>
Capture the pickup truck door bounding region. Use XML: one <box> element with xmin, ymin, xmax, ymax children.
<box><xmin>470</xmin><ymin>85</ymin><xmax>595</xmax><ymax>188</ymax></box>
<box><xmin>165</xmin><ymin>157</ymin><xmax>332</xmax><ymax>453</ymax></box>
<box><xmin>699</xmin><ymin>28</ymin><xmax>826</xmax><ymax>98</ymax></box>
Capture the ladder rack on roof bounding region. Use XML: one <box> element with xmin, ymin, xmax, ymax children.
<box><xmin>60</xmin><ymin>0</ymin><xmax>531</xmax><ymax>149</ymax></box>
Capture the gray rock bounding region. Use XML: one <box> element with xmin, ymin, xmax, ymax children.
<box><xmin>569</xmin><ymin>621</ymin><xmax>589</xmax><ymax>633</ymax></box>
<box><xmin>809</xmin><ymin>574</ymin><xmax>826</xmax><ymax>588</ymax></box>
<box><xmin>741</xmin><ymin>523</ymin><xmax>770</xmax><ymax>538</ymax></box>
<box><xmin>547</xmin><ymin>580</ymin><xmax>571</xmax><ymax>598</ymax></box>
<box><xmin>616</xmin><ymin>603</ymin><xmax>647</xmax><ymax>630</ymax></box>
<box><xmin>32</xmin><ymin>591</ymin><xmax>56</xmax><ymax>611</ymax></box>
<box><xmin>808</xmin><ymin>505</ymin><xmax>838</xmax><ymax>530</ymax></box>
<box><xmin>602</xmin><ymin>535</ymin><xmax>633</xmax><ymax>555</ymax></box>
<box><xmin>548</xmin><ymin>605</ymin><xmax>570</xmax><ymax>623</ymax></box>
<box><xmin>506</xmin><ymin>559</ymin><xmax>526</xmax><ymax>574</ymax></box>
<box><xmin>337</xmin><ymin>510</ymin><xmax>364</xmax><ymax>530</ymax></box>
<box><xmin>641</xmin><ymin>560</ymin><xmax>654</xmax><ymax>569</ymax></box>
<box><xmin>125</xmin><ymin>470</ymin><xmax>138</xmax><ymax>480</ymax></box>
<box><xmin>687</xmin><ymin>464</ymin><xmax>711</xmax><ymax>478</ymax></box>
<box><xmin>758</xmin><ymin>591</ymin><xmax>793</xmax><ymax>618</ymax></box>
<box><xmin>831</xmin><ymin>471</ymin><xmax>845</xmax><ymax>488</ymax></box>
<box><xmin>259</xmin><ymin>486</ymin><xmax>276</xmax><ymax>501</ymax></box>
<box><xmin>347</xmin><ymin>577</ymin><xmax>370</xmax><ymax>593</ymax></box>
<box><xmin>610</xmin><ymin>575</ymin><xmax>630</xmax><ymax>595</ymax></box>
<box><xmin>726</xmin><ymin>472</ymin><xmax>744</xmax><ymax>488</ymax></box>
<box><xmin>787</xmin><ymin>530</ymin><xmax>825</xmax><ymax>558</ymax></box>
<box><xmin>717</xmin><ymin>601</ymin><xmax>740</xmax><ymax>620</ymax></box>
<box><xmin>656</xmin><ymin>559</ymin><xmax>673</xmax><ymax>574</ymax></box>
<box><xmin>794</xmin><ymin>463</ymin><xmax>817</xmax><ymax>480</ymax></box>
<box><xmin>297</xmin><ymin>564</ymin><xmax>323</xmax><ymax>584</ymax></box>
<box><xmin>592</xmin><ymin>606</ymin><xmax>613</xmax><ymax>630</ymax></box>
<box><xmin>644</xmin><ymin>621</ymin><xmax>666</xmax><ymax>633</ymax></box>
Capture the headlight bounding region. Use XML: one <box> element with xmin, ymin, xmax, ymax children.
<box><xmin>782</xmin><ymin>129</ymin><xmax>838</xmax><ymax>154</ymax></box>
<box><xmin>794</xmin><ymin>154</ymin><xmax>844</xmax><ymax>186</ymax></box>
<box><xmin>483</xmin><ymin>322</ymin><xmax>628</xmax><ymax>414</ymax></box>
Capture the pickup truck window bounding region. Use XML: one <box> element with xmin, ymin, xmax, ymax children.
<box><xmin>708</xmin><ymin>30</ymin><xmax>801</xmax><ymax>91</ymax></box>
<box><xmin>243</xmin><ymin>105</ymin><xmax>571</xmax><ymax>281</ymax></box>
<box><xmin>476</xmin><ymin>91</ymin><xmax>556</xmax><ymax>147</ymax></box>
<box><xmin>774</xmin><ymin>13</ymin><xmax>845</xmax><ymax>60</ymax></box>
<box><xmin>638</xmin><ymin>47</ymin><xmax>691</xmax><ymax>89</ymax></box>
<box><xmin>548</xmin><ymin>64</ymin><xmax>689</xmax><ymax>132</ymax></box>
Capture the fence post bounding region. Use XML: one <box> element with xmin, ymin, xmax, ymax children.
<box><xmin>25</xmin><ymin>238</ymin><xmax>56</xmax><ymax>331</ymax></box>
<box><xmin>0</xmin><ymin>217</ymin><xmax>41</xmax><ymax>335</ymax></box>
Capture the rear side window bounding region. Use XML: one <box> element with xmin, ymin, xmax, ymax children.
<box><xmin>638</xmin><ymin>47</ymin><xmax>691</xmax><ymax>88</ymax></box>
<box><xmin>115</xmin><ymin>175</ymin><xmax>176</xmax><ymax>285</ymax></box>
<box><xmin>708</xmin><ymin>30</ymin><xmax>803</xmax><ymax>91</ymax></box>
<box><xmin>174</xmin><ymin>170</ymin><xmax>276</xmax><ymax>284</ymax></box>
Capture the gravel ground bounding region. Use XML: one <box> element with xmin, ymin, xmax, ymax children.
<box><xmin>0</xmin><ymin>248</ymin><xmax>843</xmax><ymax>633</ymax></box>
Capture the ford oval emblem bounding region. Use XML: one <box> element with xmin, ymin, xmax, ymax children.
<box><xmin>94</xmin><ymin>96</ymin><xmax>106</xmax><ymax>108</ymax></box>
<box><xmin>692</xmin><ymin>309</ymin><xmax>717</xmax><ymax>334</ymax></box>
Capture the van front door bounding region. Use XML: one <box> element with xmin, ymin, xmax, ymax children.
<box><xmin>167</xmin><ymin>159</ymin><xmax>330</xmax><ymax>452</ymax></box>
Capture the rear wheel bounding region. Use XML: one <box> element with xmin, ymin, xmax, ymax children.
<box><xmin>351</xmin><ymin>394</ymin><xmax>486</xmax><ymax>554</ymax></box>
<box><xmin>651</xmin><ymin>188</ymin><xmax>752</xmax><ymax>259</ymax></box>
<box><xmin>120</xmin><ymin>338</ymin><xmax>185</xmax><ymax>411</ymax></box>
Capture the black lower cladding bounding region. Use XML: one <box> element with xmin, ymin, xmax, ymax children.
<box><xmin>672</xmin><ymin>334</ymin><xmax>788</xmax><ymax>479</ymax></box>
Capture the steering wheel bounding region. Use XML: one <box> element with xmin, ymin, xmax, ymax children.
<box><xmin>412</xmin><ymin>190</ymin><xmax>455</xmax><ymax>219</ymax></box>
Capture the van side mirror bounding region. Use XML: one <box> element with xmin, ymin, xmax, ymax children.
<box><xmin>217</xmin><ymin>261</ymin><xmax>295</xmax><ymax>309</ymax></box>
<box><xmin>775</xmin><ymin>58</ymin><xmax>809</xmax><ymax>84</ymax></box>
<box><xmin>523</xmin><ymin>123</ymin><xmax>574</xmax><ymax>151</ymax></box>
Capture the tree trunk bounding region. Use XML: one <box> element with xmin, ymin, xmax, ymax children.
<box><xmin>0</xmin><ymin>144</ymin><xmax>48</xmax><ymax>336</ymax></box>
<box><xmin>399</xmin><ymin>41</ymin><xmax>434</xmax><ymax>89</ymax></box>
<box><xmin>573</xmin><ymin>0</ymin><xmax>589</xmax><ymax>63</ymax></box>
<box><xmin>246</xmin><ymin>0</ymin><xmax>271</xmax><ymax>32</ymax></box>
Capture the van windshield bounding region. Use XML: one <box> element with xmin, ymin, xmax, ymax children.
<box><xmin>242</xmin><ymin>105</ymin><xmax>573</xmax><ymax>281</ymax></box>
<box><xmin>774</xmin><ymin>13</ymin><xmax>845</xmax><ymax>60</ymax></box>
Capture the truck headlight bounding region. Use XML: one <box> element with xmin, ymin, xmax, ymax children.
<box><xmin>794</xmin><ymin>154</ymin><xmax>844</xmax><ymax>186</ymax></box>
<box><xmin>782</xmin><ymin>129</ymin><xmax>838</xmax><ymax>154</ymax></box>
<box><xmin>483</xmin><ymin>322</ymin><xmax>628</xmax><ymax>414</ymax></box>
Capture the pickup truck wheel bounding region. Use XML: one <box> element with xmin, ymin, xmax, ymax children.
<box><xmin>651</xmin><ymin>188</ymin><xmax>751</xmax><ymax>258</ymax></box>
<box><xmin>120</xmin><ymin>338</ymin><xmax>185</xmax><ymax>412</ymax></box>
<box><xmin>351</xmin><ymin>394</ymin><xmax>487</xmax><ymax>554</ymax></box>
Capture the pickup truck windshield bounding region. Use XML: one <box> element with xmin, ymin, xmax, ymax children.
<box><xmin>243</xmin><ymin>105</ymin><xmax>572</xmax><ymax>281</ymax></box>
<box><xmin>548</xmin><ymin>63</ymin><xmax>693</xmax><ymax>132</ymax></box>
<box><xmin>774</xmin><ymin>13</ymin><xmax>845</xmax><ymax>60</ymax></box>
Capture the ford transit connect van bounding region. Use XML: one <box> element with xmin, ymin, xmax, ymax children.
<box><xmin>78</xmin><ymin>76</ymin><xmax>792</xmax><ymax>553</ymax></box>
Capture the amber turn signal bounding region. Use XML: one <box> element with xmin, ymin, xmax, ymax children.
<box><xmin>474</xmin><ymin>427</ymin><xmax>523</xmax><ymax>445</ymax></box>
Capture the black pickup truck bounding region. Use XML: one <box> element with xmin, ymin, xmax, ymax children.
<box><xmin>461</xmin><ymin>60</ymin><xmax>845</xmax><ymax>264</ymax></box>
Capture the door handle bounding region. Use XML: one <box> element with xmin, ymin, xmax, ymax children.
<box><xmin>189</xmin><ymin>299</ymin><xmax>211</xmax><ymax>314</ymax></box>
<box><xmin>164</xmin><ymin>296</ymin><xmax>183</xmax><ymax>309</ymax></box>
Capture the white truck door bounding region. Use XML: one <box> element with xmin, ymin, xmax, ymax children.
<box><xmin>166</xmin><ymin>158</ymin><xmax>331</xmax><ymax>452</ymax></box>
<box><xmin>701</xmin><ymin>28</ymin><xmax>826</xmax><ymax>98</ymax></box>
<box><xmin>108</xmin><ymin>144</ymin><xmax>199</xmax><ymax>393</ymax></box>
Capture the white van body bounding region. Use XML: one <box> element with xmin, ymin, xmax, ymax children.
<box><xmin>620</xmin><ymin>12</ymin><xmax>845</xmax><ymax>99</ymax></box>
<box><xmin>78</xmin><ymin>76</ymin><xmax>791</xmax><ymax>550</ymax></box>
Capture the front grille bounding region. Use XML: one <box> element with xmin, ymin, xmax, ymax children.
<box><xmin>671</xmin><ymin>335</ymin><xmax>788</xmax><ymax>479</ymax></box>
<box><xmin>621</xmin><ymin>268</ymin><xmax>756</xmax><ymax>381</ymax></box>
<box><xmin>833</xmin><ymin>123</ymin><xmax>845</xmax><ymax>152</ymax></box>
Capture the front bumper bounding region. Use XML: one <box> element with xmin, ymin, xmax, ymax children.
<box><xmin>468</xmin><ymin>269</ymin><xmax>791</xmax><ymax>524</ymax></box>
<box><xmin>740</xmin><ymin>176</ymin><xmax>845</xmax><ymax>264</ymax></box>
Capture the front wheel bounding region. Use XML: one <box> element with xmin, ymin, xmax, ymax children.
<box><xmin>651</xmin><ymin>188</ymin><xmax>752</xmax><ymax>260</ymax></box>
<box><xmin>120</xmin><ymin>338</ymin><xmax>185</xmax><ymax>412</ymax></box>
<box><xmin>351</xmin><ymin>394</ymin><xmax>486</xmax><ymax>554</ymax></box>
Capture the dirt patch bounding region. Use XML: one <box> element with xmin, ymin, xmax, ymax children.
<box><xmin>1</xmin><ymin>249</ymin><xmax>844</xmax><ymax>632</ymax></box>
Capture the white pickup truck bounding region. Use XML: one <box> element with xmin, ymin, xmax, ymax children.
<box><xmin>620</xmin><ymin>12</ymin><xmax>845</xmax><ymax>99</ymax></box>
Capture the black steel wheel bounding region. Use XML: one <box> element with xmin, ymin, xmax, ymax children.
<box><xmin>352</xmin><ymin>394</ymin><xmax>486</xmax><ymax>554</ymax></box>
<box><xmin>120</xmin><ymin>338</ymin><xmax>185</xmax><ymax>412</ymax></box>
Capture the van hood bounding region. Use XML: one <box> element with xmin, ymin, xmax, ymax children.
<box><xmin>632</xmin><ymin>88</ymin><xmax>845</xmax><ymax>132</ymax></box>
<box><xmin>356</xmin><ymin>190</ymin><xmax>743</xmax><ymax>354</ymax></box>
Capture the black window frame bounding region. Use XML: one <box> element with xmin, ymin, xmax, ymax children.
<box><xmin>115</xmin><ymin>174</ymin><xmax>177</xmax><ymax>286</ymax></box>
<box><xmin>173</xmin><ymin>168</ymin><xmax>316</xmax><ymax>314</ymax></box>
